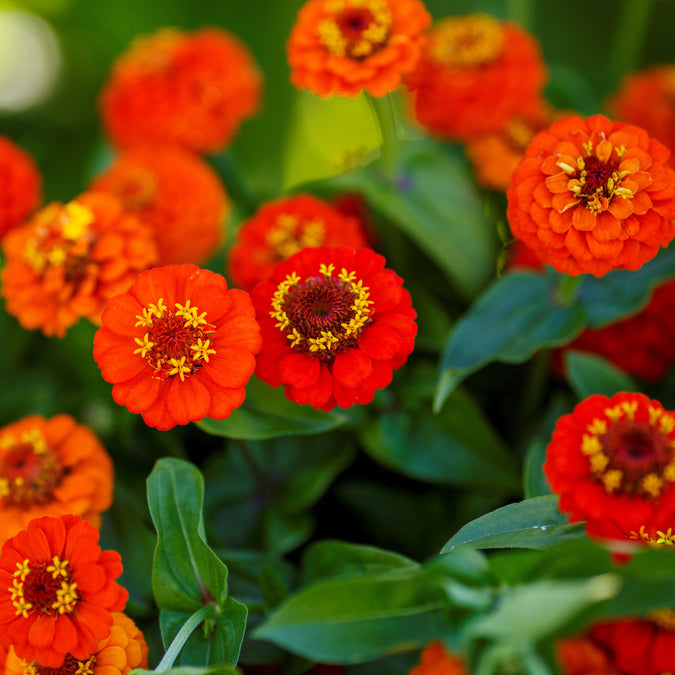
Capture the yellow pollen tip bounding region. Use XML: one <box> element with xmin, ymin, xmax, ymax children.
<box><xmin>60</xmin><ymin>201</ymin><xmax>94</xmax><ymax>240</ymax></box>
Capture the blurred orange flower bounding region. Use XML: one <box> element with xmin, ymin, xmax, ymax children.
<box><xmin>557</xmin><ymin>635</ymin><xmax>622</xmax><ymax>675</ymax></box>
<box><xmin>0</xmin><ymin>414</ymin><xmax>113</xmax><ymax>542</ymax></box>
<box><xmin>409</xmin><ymin>642</ymin><xmax>468</xmax><ymax>675</ymax></box>
<box><xmin>611</xmin><ymin>64</ymin><xmax>675</xmax><ymax>168</ymax></box>
<box><xmin>1</xmin><ymin>193</ymin><xmax>158</xmax><ymax>337</ymax></box>
<box><xmin>4</xmin><ymin>611</ymin><xmax>148</xmax><ymax>675</ymax></box>
<box><xmin>0</xmin><ymin>515</ymin><xmax>128</xmax><ymax>668</ymax></box>
<box><xmin>287</xmin><ymin>0</ymin><xmax>431</xmax><ymax>97</ymax></box>
<box><xmin>0</xmin><ymin>137</ymin><xmax>41</xmax><ymax>239</ymax></box>
<box><xmin>93</xmin><ymin>264</ymin><xmax>262</xmax><ymax>431</ymax></box>
<box><xmin>405</xmin><ymin>14</ymin><xmax>546</xmax><ymax>140</ymax></box>
<box><xmin>100</xmin><ymin>28</ymin><xmax>262</xmax><ymax>153</ymax></box>
<box><xmin>90</xmin><ymin>144</ymin><xmax>228</xmax><ymax>266</ymax></box>
<box><xmin>228</xmin><ymin>194</ymin><xmax>369</xmax><ymax>290</ymax></box>
<box><xmin>507</xmin><ymin>115</ymin><xmax>675</xmax><ymax>277</ymax></box>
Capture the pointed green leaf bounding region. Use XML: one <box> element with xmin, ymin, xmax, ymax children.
<box><xmin>564</xmin><ymin>351</ymin><xmax>638</xmax><ymax>400</ymax></box>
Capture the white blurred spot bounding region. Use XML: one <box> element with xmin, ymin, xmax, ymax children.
<box><xmin>0</xmin><ymin>10</ymin><xmax>61</xmax><ymax>112</ymax></box>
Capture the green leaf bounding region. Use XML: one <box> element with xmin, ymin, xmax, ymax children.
<box><xmin>283</xmin><ymin>90</ymin><xmax>380</xmax><ymax>190</ymax></box>
<box><xmin>197</xmin><ymin>377</ymin><xmax>347</xmax><ymax>440</ymax></box>
<box><xmin>147</xmin><ymin>458</ymin><xmax>229</xmax><ymax>611</ymax></box>
<box><xmin>442</xmin><ymin>496</ymin><xmax>585</xmax><ymax>552</ymax></box>
<box><xmin>254</xmin><ymin>567</ymin><xmax>448</xmax><ymax>663</ymax></box>
<box><xmin>360</xmin><ymin>388</ymin><xmax>519</xmax><ymax>491</ymax></box>
<box><xmin>564</xmin><ymin>351</ymin><xmax>638</xmax><ymax>400</ymax></box>
<box><xmin>434</xmin><ymin>271</ymin><xmax>585</xmax><ymax>409</ymax></box>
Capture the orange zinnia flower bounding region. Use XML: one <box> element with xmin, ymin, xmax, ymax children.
<box><xmin>228</xmin><ymin>194</ymin><xmax>369</xmax><ymax>291</ymax></box>
<box><xmin>0</xmin><ymin>515</ymin><xmax>128</xmax><ymax>668</ymax></box>
<box><xmin>93</xmin><ymin>264</ymin><xmax>262</xmax><ymax>431</ymax></box>
<box><xmin>100</xmin><ymin>27</ymin><xmax>262</xmax><ymax>153</ymax></box>
<box><xmin>252</xmin><ymin>247</ymin><xmax>417</xmax><ymax>411</ymax></box>
<box><xmin>4</xmin><ymin>611</ymin><xmax>148</xmax><ymax>675</ymax></box>
<box><xmin>544</xmin><ymin>392</ymin><xmax>675</xmax><ymax>535</ymax></box>
<box><xmin>0</xmin><ymin>137</ymin><xmax>41</xmax><ymax>239</ymax></box>
<box><xmin>1</xmin><ymin>192</ymin><xmax>157</xmax><ymax>337</ymax></box>
<box><xmin>0</xmin><ymin>415</ymin><xmax>113</xmax><ymax>542</ymax></box>
<box><xmin>287</xmin><ymin>0</ymin><xmax>431</xmax><ymax>97</ymax></box>
<box><xmin>557</xmin><ymin>635</ymin><xmax>622</xmax><ymax>675</ymax></box>
<box><xmin>405</xmin><ymin>14</ymin><xmax>546</xmax><ymax>140</ymax></box>
<box><xmin>409</xmin><ymin>642</ymin><xmax>469</xmax><ymax>675</ymax></box>
<box><xmin>90</xmin><ymin>144</ymin><xmax>228</xmax><ymax>266</ymax></box>
<box><xmin>507</xmin><ymin>115</ymin><xmax>675</xmax><ymax>277</ymax></box>
<box><xmin>611</xmin><ymin>64</ymin><xmax>675</xmax><ymax>169</ymax></box>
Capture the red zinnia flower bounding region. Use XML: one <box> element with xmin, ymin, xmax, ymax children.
<box><xmin>93</xmin><ymin>264</ymin><xmax>262</xmax><ymax>431</ymax></box>
<box><xmin>4</xmin><ymin>611</ymin><xmax>148</xmax><ymax>675</ymax></box>
<box><xmin>0</xmin><ymin>136</ymin><xmax>41</xmax><ymax>239</ymax></box>
<box><xmin>507</xmin><ymin>114</ymin><xmax>675</xmax><ymax>277</ymax></box>
<box><xmin>0</xmin><ymin>415</ymin><xmax>114</xmax><ymax>543</ymax></box>
<box><xmin>227</xmin><ymin>194</ymin><xmax>369</xmax><ymax>291</ymax></box>
<box><xmin>100</xmin><ymin>27</ymin><xmax>262</xmax><ymax>153</ymax></box>
<box><xmin>1</xmin><ymin>193</ymin><xmax>158</xmax><ymax>337</ymax></box>
<box><xmin>252</xmin><ymin>247</ymin><xmax>417</xmax><ymax>411</ymax></box>
<box><xmin>409</xmin><ymin>642</ymin><xmax>469</xmax><ymax>675</ymax></box>
<box><xmin>0</xmin><ymin>515</ymin><xmax>128</xmax><ymax>668</ymax></box>
<box><xmin>610</xmin><ymin>64</ymin><xmax>675</xmax><ymax>169</ymax></box>
<box><xmin>287</xmin><ymin>0</ymin><xmax>431</xmax><ymax>98</ymax></box>
<box><xmin>405</xmin><ymin>14</ymin><xmax>547</xmax><ymax>140</ymax></box>
<box><xmin>544</xmin><ymin>392</ymin><xmax>675</xmax><ymax>535</ymax></box>
<box><xmin>90</xmin><ymin>144</ymin><xmax>228</xmax><ymax>266</ymax></box>
<box><xmin>557</xmin><ymin>635</ymin><xmax>622</xmax><ymax>675</ymax></box>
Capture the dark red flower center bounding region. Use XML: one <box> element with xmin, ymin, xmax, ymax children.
<box><xmin>11</xmin><ymin>557</ymin><xmax>79</xmax><ymax>618</ymax></box>
<box><xmin>112</xmin><ymin>165</ymin><xmax>158</xmax><ymax>210</ymax></box>
<box><xmin>270</xmin><ymin>266</ymin><xmax>373</xmax><ymax>362</ymax></box>
<box><xmin>134</xmin><ymin>298</ymin><xmax>217</xmax><ymax>381</ymax></box>
<box><xmin>0</xmin><ymin>430</ymin><xmax>64</xmax><ymax>508</ymax></box>
<box><xmin>578</xmin><ymin>156</ymin><xmax>617</xmax><ymax>197</ymax></box>
<box><xmin>28</xmin><ymin>653</ymin><xmax>97</xmax><ymax>675</ymax></box>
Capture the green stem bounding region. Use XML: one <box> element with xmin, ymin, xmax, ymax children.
<box><xmin>508</xmin><ymin>0</ymin><xmax>535</xmax><ymax>29</ymax></box>
<box><xmin>155</xmin><ymin>604</ymin><xmax>220</xmax><ymax>672</ymax></box>
<box><xmin>367</xmin><ymin>93</ymin><xmax>399</xmax><ymax>181</ymax></box>
<box><xmin>609</xmin><ymin>0</ymin><xmax>655</xmax><ymax>89</ymax></box>
<box><xmin>555</xmin><ymin>274</ymin><xmax>582</xmax><ymax>306</ymax></box>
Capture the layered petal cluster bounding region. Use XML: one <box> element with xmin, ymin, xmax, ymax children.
<box><xmin>228</xmin><ymin>194</ymin><xmax>369</xmax><ymax>290</ymax></box>
<box><xmin>0</xmin><ymin>415</ymin><xmax>113</xmax><ymax>541</ymax></box>
<box><xmin>544</xmin><ymin>392</ymin><xmax>675</xmax><ymax>535</ymax></box>
<box><xmin>1</xmin><ymin>193</ymin><xmax>158</xmax><ymax>337</ymax></box>
<box><xmin>287</xmin><ymin>0</ymin><xmax>431</xmax><ymax>97</ymax></box>
<box><xmin>93</xmin><ymin>264</ymin><xmax>262</xmax><ymax>431</ymax></box>
<box><xmin>252</xmin><ymin>247</ymin><xmax>417</xmax><ymax>411</ymax></box>
<box><xmin>611</xmin><ymin>64</ymin><xmax>675</xmax><ymax>168</ymax></box>
<box><xmin>557</xmin><ymin>635</ymin><xmax>622</xmax><ymax>675</ymax></box>
<box><xmin>507</xmin><ymin>115</ymin><xmax>675</xmax><ymax>277</ymax></box>
<box><xmin>405</xmin><ymin>14</ymin><xmax>546</xmax><ymax>140</ymax></box>
<box><xmin>409</xmin><ymin>642</ymin><xmax>468</xmax><ymax>675</ymax></box>
<box><xmin>90</xmin><ymin>144</ymin><xmax>228</xmax><ymax>266</ymax></box>
<box><xmin>0</xmin><ymin>137</ymin><xmax>41</xmax><ymax>239</ymax></box>
<box><xmin>0</xmin><ymin>515</ymin><xmax>128</xmax><ymax>668</ymax></box>
<box><xmin>100</xmin><ymin>28</ymin><xmax>262</xmax><ymax>153</ymax></box>
<box><xmin>4</xmin><ymin>611</ymin><xmax>148</xmax><ymax>675</ymax></box>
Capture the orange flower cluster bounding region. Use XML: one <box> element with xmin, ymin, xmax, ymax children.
<box><xmin>409</xmin><ymin>642</ymin><xmax>468</xmax><ymax>675</ymax></box>
<box><xmin>1</xmin><ymin>192</ymin><xmax>158</xmax><ymax>337</ymax></box>
<box><xmin>0</xmin><ymin>515</ymin><xmax>128</xmax><ymax>668</ymax></box>
<box><xmin>611</xmin><ymin>64</ymin><xmax>675</xmax><ymax>168</ymax></box>
<box><xmin>405</xmin><ymin>14</ymin><xmax>546</xmax><ymax>140</ymax></box>
<box><xmin>507</xmin><ymin>115</ymin><xmax>675</xmax><ymax>277</ymax></box>
<box><xmin>252</xmin><ymin>247</ymin><xmax>417</xmax><ymax>410</ymax></box>
<box><xmin>0</xmin><ymin>137</ymin><xmax>41</xmax><ymax>239</ymax></box>
<box><xmin>4</xmin><ymin>611</ymin><xmax>148</xmax><ymax>675</ymax></box>
<box><xmin>100</xmin><ymin>27</ymin><xmax>262</xmax><ymax>153</ymax></box>
<box><xmin>0</xmin><ymin>415</ymin><xmax>113</xmax><ymax>542</ymax></box>
<box><xmin>544</xmin><ymin>392</ymin><xmax>675</xmax><ymax>537</ymax></box>
<box><xmin>94</xmin><ymin>264</ymin><xmax>262</xmax><ymax>430</ymax></box>
<box><xmin>90</xmin><ymin>144</ymin><xmax>228</xmax><ymax>266</ymax></box>
<box><xmin>228</xmin><ymin>194</ymin><xmax>369</xmax><ymax>290</ymax></box>
<box><xmin>287</xmin><ymin>0</ymin><xmax>431</xmax><ymax>97</ymax></box>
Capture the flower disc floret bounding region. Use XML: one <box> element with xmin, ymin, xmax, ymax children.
<box><xmin>93</xmin><ymin>264</ymin><xmax>262</xmax><ymax>431</ymax></box>
<box><xmin>507</xmin><ymin>114</ymin><xmax>675</xmax><ymax>277</ymax></box>
<box><xmin>252</xmin><ymin>247</ymin><xmax>417</xmax><ymax>411</ymax></box>
<box><xmin>0</xmin><ymin>515</ymin><xmax>128</xmax><ymax>668</ymax></box>
<box><xmin>544</xmin><ymin>392</ymin><xmax>675</xmax><ymax>535</ymax></box>
<box><xmin>287</xmin><ymin>0</ymin><xmax>431</xmax><ymax>97</ymax></box>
